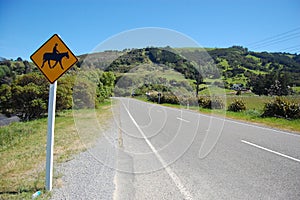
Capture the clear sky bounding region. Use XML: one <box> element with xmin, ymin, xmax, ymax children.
<box><xmin>0</xmin><ymin>0</ymin><xmax>299</xmax><ymax>60</ymax></box>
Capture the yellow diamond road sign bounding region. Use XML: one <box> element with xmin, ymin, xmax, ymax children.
<box><xmin>30</xmin><ymin>34</ymin><xmax>78</xmax><ymax>84</ymax></box>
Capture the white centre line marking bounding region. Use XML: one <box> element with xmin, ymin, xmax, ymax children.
<box><xmin>122</xmin><ymin>101</ymin><xmax>193</xmax><ymax>200</ymax></box>
<box><xmin>176</xmin><ymin>117</ymin><xmax>190</xmax><ymax>123</ymax></box>
<box><xmin>241</xmin><ymin>140</ymin><xmax>300</xmax><ymax>163</ymax></box>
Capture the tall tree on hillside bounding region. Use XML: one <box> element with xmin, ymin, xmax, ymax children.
<box><xmin>248</xmin><ymin>72</ymin><xmax>292</xmax><ymax>96</ymax></box>
<box><xmin>248</xmin><ymin>74</ymin><xmax>266</xmax><ymax>95</ymax></box>
<box><xmin>194</xmin><ymin>61</ymin><xmax>204</xmax><ymax>97</ymax></box>
<box><xmin>0</xmin><ymin>84</ymin><xmax>12</xmax><ymax>115</ymax></box>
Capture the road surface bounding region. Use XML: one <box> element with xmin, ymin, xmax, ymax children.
<box><xmin>113</xmin><ymin>97</ymin><xmax>300</xmax><ymax>200</ymax></box>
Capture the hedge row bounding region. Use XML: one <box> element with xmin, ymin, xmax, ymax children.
<box><xmin>147</xmin><ymin>92</ymin><xmax>225</xmax><ymax>109</ymax></box>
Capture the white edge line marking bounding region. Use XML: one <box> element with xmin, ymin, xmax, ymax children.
<box><xmin>176</xmin><ymin>117</ymin><xmax>190</xmax><ymax>123</ymax></box>
<box><xmin>241</xmin><ymin>140</ymin><xmax>300</xmax><ymax>163</ymax></box>
<box><xmin>121</xmin><ymin>101</ymin><xmax>193</xmax><ymax>200</ymax></box>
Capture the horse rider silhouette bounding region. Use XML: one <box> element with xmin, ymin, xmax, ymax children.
<box><xmin>41</xmin><ymin>44</ymin><xmax>69</xmax><ymax>70</ymax></box>
<box><xmin>53</xmin><ymin>43</ymin><xmax>60</xmax><ymax>55</ymax></box>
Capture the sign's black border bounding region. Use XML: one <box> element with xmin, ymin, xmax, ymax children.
<box><xmin>30</xmin><ymin>34</ymin><xmax>78</xmax><ymax>84</ymax></box>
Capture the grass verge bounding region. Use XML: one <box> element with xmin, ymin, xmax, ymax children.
<box><xmin>0</xmin><ymin>100</ymin><xmax>113</xmax><ymax>199</ymax></box>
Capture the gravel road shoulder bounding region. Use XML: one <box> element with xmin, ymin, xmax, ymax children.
<box><xmin>50</xmin><ymin>127</ymin><xmax>118</xmax><ymax>200</ymax></box>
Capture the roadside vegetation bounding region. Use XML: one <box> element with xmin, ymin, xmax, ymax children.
<box><xmin>136</xmin><ymin>94</ymin><xmax>300</xmax><ymax>133</ymax></box>
<box><xmin>0</xmin><ymin>59</ymin><xmax>115</xmax><ymax>198</ymax></box>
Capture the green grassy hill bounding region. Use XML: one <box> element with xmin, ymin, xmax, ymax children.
<box><xmin>83</xmin><ymin>46</ymin><xmax>300</xmax><ymax>86</ymax></box>
<box><xmin>80</xmin><ymin>46</ymin><xmax>299</xmax><ymax>95</ymax></box>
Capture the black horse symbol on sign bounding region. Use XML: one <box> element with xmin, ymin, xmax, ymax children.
<box><xmin>41</xmin><ymin>44</ymin><xmax>69</xmax><ymax>70</ymax></box>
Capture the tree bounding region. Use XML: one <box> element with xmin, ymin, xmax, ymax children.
<box><xmin>97</xmin><ymin>71</ymin><xmax>115</xmax><ymax>102</ymax></box>
<box><xmin>56</xmin><ymin>75</ymin><xmax>74</xmax><ymax>111</ymax></box>
<box><xmin>10</xmin><ymin>74</ymin><xmax>48</xmax><ymax>120</ymax></box>
<box><xmin>0</xmin><ymin>65</ymin><xmax>12</xmax><ymax>84</ymax></box>
<box><xmin>0</xmin><ymin>73</ymin><xmax>76</xmax><ymax>120</ymax></box>
<box><xmin>194</xmin><ymin>61</ymin><xmax>204</xmax><ymax>97</ymax></box>
<box><xmin>11</xmin><ymin>83</ymin><xmax>48</xmax><ymax>120</ymax></box>
<box><xmin>248</xmin><ymin>74</ymin><xmax>267</xmax><ymax>95</ymax></box>
<box><xmin>267</xmin><ymin>80</ymin><xmax>282</xmax><ymax>96</ymax></box>
<box><xmin>23</xmin><ymin>60</ymin><xmax>32</xmax><ymax>74</ymax></box>
<box><xmin>248</xmin><ymin>72</ymin><xmax>292</xmax><ymax>96</ymax></box>
<box><xmin>72</xmin><ymin>70</ymin><xmax>115</xmax><ymax>108</ymax></box>
<box><xmin>0</xmin><ymin>84</ymin><xmax>12</xmax><ymax>115</ymax></box>
<box><xmin>73</xmin><ymin>77</ymin><xmax>96</xmax><ymax>109</ymax></box>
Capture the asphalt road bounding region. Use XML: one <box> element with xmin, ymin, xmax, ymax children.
<box><xmin>113</xmin><ymin>97</ymin><xmax>300</xmax><ymax>200</ymax></box>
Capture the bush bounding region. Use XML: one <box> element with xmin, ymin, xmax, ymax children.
<box><xmin>147</xmin><ymin>93</ymin><xmax>225</xmax><ymax>109</ymax></box>
<box><xmin>10</xmin><ymin>74</ymin><xmax>49</xmax><ymax>120</ymax></box>
<box><xmin>185</xmin><ymin>97</ymin><xmax>199</xmax><ymax>106</ymax></box>
<box><xmin>198</xmin><ymin>97</ymin><xmax>210</xmax><ymax>108</ymax></box>
<box><xmin>147</xmin><ymin>92</ymin><xmax>179</xmax><ymax>104</ymax></box>
<box><xmin>262</xmin><ymin>97</ymin><xmax>300</xmax><ymax>119</ymax></box>
<box><xmin>161</xmin><ymin>92</ymin><xmax>179</xmax><ymax>104</ymax></box>
<box><xmin>198</xmin><ymin>97</ymin><xmax>225</xmax><ymax>109</ymax></box>
<box><xmin>73</xmin><ymin>78</ymin><xmax>96</xmax><ymax>109</ymax></box>
<box><xmin>228</xmin><ymin>99</ymin><xmax>246</xmax><ymax>112</ymax></box>
<box><xmin>114</xmin><ymin>86</ymin><xmax>131</xmax><ymax>97</ymax></box>
<box><xmin>147</xmin><ymin>92</ymin><xmax>159</xmax><ymax>103</ymax></box>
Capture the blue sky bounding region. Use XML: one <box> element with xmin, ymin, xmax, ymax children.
<box><xmin>0</xmin><ymin>0</ymin><xmax>299</xmax><ymax>60</ymax></box>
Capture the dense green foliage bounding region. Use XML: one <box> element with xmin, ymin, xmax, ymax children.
<box><xmin>147</xmin><ymin>92</ymin><xmax>180</xmax><ymax>105</ymax></box>
<box><xmin>0</xmin><ymin>73</ymin><xmax>73</xmax><ymax>120</ymax></box>
<box><xmin>0</xmin><ymin>59</ymin><xmax>36</xmax><ymax>84</ymax></box>
<box><xmin>262</xmin><ymin>97</ymin><xmax>300</xmax><ymax>119</ymax></box>
<box><xmin>0</xmin><ymin>58</ymin><xmax>115</xmax><ymax>120</ymax></box>
<box><xmin>247</xmin><ymin>72</ymin><xmax>293</xmax><ymax>96</ymax></box>
<box><xmin>73</xmin><ymin>70</ymin><xmax>115</xmax><ymax>109</ymax></box>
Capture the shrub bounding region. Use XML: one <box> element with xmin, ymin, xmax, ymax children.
<box><xmin>73</xmin><ymin>78</ymin><xmax>96</xmax><ymax>109</ymax></box>
<box><xmin>185</xmin><ymin>97</ymin><xmax>199</xmax><ymax>106</ymax></box>
<box><xmin>147</xmin><ymin>92</ymin><xmax>158</xmax><ymax>102</ymax></box>
<box><xmin>114</xmin><ymin>86</ymin><xmax>131</xmax><ymax>97</ymax></box>
<box><xmin>262</xmin><ymin>97</ymin><xmax>300</xmax><ymax>119</ymax></box>
<box><xmin>198</xmin><ymin>96</ymin><xmax>225</xmax><ymax>109</ymax></box>
<box><xmin>198</xmin><ymin>97</ymin><xmax>210</xmax><ymax>108</ymax></box>
<box><xmin>228</xmin><ymin>99</ymin><xmax>246</xmax><ymax>112</ymax></box>
<box><xmin>161</xmin><ymin>92</ymin><xmax>179</xmax><ymax>104</ymax></box>
<box><xmin>147</xmin><ymin>92</ymin><xmax>180</xmax><ymax>104</ymax></box>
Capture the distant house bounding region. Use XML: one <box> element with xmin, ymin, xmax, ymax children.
<box><xmin>231</xmin><ymin>84</ymin><xmax>243</xmax><ymax>91</ymax></box>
